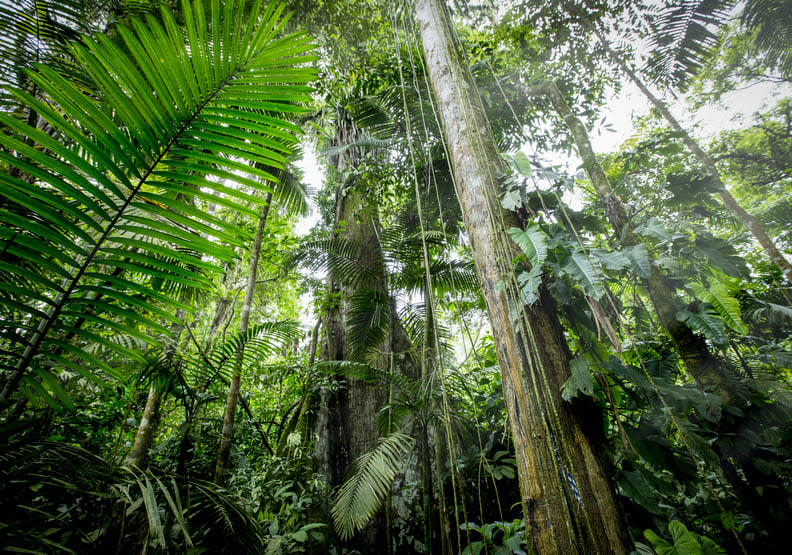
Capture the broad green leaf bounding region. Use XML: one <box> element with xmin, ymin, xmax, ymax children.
<box><xmin>621</xmin><ymin>471</ymin><xmax>662</xmax><ymax>516</ymax></box>
<box><xmin>625</xmin><ymin>243</ymin><xmax>652</xmax><ymax>278</ymax></box>
<box><xmin>562</xmin><ymin>251</ymin><xmax>605</xmax><ymax>300</ymax></box>
<box><xmin>512</xmin><ymin>151</ymin><xmax>533</xmax><ymax>177</ymax></box>
<box><xmin>636</xmin><ymin>217</ymin><xmax>672</xmax><ymax>242</ymax></box>
<box><xmin>561</xmin><ymin>357</ymin><xmax>595</xmax><ymax>401</ymax></box>
<box><xmin>507</xmin><ymin>225</ymin><xmax>547</xmax><ymax>266</ymax></box>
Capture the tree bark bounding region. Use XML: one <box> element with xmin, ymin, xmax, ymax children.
<box><xmin>594</xmin><ymin>28</ymin><xmax>792</xmax><ymax>282</ymax></box>
<box><xmin>213</xmin><ymin>193</ymin><xmax>272</xmax><ymax>485</ymax></box>
<box><xmin>126</xmin><ymin>385</ymin><xmax>163</xmax><ymax>469</ymax></box>
<box><xmin>416</xmin><ymin>1</ymin><xmax>630</xmax><ymax>552</ymax></box>
<box><xmin>313</xmin><ymin>114</ymin><xmax>395</xmax><ymax>551</ymax></box>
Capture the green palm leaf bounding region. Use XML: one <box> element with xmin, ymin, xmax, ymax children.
<box><xmin>0</xmin><ymin>0</ymin><xmax>316</xmax><ymax>406</ymax></box>
<box><xmin>331</xmin><ymin>431</ymin><xmax>413</xmax><ymax>540</ymax></box>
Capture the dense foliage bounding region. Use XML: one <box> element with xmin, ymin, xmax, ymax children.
<box><xmin>1</xmin><ymin>0</ymin><xmax>790</xmax><ymax>553</ymax></box>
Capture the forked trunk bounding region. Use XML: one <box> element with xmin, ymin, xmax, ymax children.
<box><xmin>213</xmin><ymin>194</ymin><xmax>272</xmax><ymax>485</ymax></box>
<box><xmin>416</xmin><ymin>1</ymin><xmax>629</xmax><ymax>552</ymax></box>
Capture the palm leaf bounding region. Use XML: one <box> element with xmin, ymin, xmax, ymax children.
<box><xmin>646</xmin><ymin>0</ymin><xmax>734</xmax><ymax>89</ymax></box>
<box><xmin>0</xmin><ymin>0</ymin><xmax>316</xmax><ymax>405</ymax></box>
<box><xmin>347</xmin><ymin>289</ymin><xmax>391</xmax><ymax>362</ymax></box>
<box><xmin>295</xmin><ymin>236</ymin><xmax>384</xmax><ymax>290</ymax></box>
<box><xmin>185</xmin><ymin>320</ymin><xmax>300</xmax><ymax>386</ymax></box>
<box><xmin>331</xmin><ymin>431</ymin><xmax>413</xmax><ymax>540</ymax></box>
<box><xmin>316</xmin><ymin>359</ymin><xmax>421</xmax><ymax>398</ymax></box>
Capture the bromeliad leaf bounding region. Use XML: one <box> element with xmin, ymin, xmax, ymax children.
<box><xmin>0</xmin><ymin>0</ymin><xmax>316</xmax><ymax>405</ymax></box>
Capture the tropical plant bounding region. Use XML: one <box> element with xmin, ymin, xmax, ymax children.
<box><xmin>647</xmin><ymin>0</ymin><xmax>792</xmax><ymax>89</ymax></box>
<box><xmin>0</xmin><ymin>0</ymin><xmax>316</xmax><ymax>410</ymax></box>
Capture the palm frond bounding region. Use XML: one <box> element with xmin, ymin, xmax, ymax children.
<box><xmin>0</xmin><ymin>0</ymin><xmax>88</xmax><ymax>95</ymax></box>
<box><xmin>0</xmin><ymin>0</ymin><xmax>316</xmax><ymax>406</ymax></box>
<box><xmin>316</xmin><ymin>359</ymin><xmax>420</xmax><ymax>398</ymax></box>
<box><xmin>330</xmin><ymin>431</ymin><xmax>413</xmax><ymax>540</ymax></box>
<box><xmin>294</xmin><ymin>236</ymin><xmax>384</xmax><ymax>290</ymax></box>
<box><xmin>347</xmin><ymin>289</ymin><xmax>391</xmax><ymax>361</ymax></box>
<box><xmin>742</xmin><ymin>0</ymin><xmax>792</xmax><ymax>75</ymax></box>
<box><xmin>210</xmin><ymin>320</ymin><xmax>300</xmax><ymax>368</ymax></box>
<box><xmin>646</xmin><ymin>0</ymin><xmax>734</xmax><ymax>89</ymax></box>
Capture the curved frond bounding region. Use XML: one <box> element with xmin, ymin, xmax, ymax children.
<box><xmin>0</xmin><ymin>0</ymin><xmax>316</xmax><ymax>405</ymax></box>
<box><xmin>316</xmin><ymin>359</ymin><xmax>420</xmax><ymax>397</ymax></box>
<box><xmin>199</xmin><ymin>320</ymin><xmax>300</xmax><ymax>382</ymax></box>
<box><xmin>330</xmin><ymin>431</ymin><xmax>413</xmax><ymax>540</ymax></box>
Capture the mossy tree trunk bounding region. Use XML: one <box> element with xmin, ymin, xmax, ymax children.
<box><xmin>416</xmin><ymin>1</ymin><xmax>630</xmax><ymax>552</ymax></box>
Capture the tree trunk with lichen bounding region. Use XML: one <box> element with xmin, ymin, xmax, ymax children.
<box><xmin>416</xmin><ymin>1</ymin><xmax>629</xmax><ymax>552</ymax></box>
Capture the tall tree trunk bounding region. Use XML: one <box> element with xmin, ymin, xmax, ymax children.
<box><xmin>213</xmin><ymin>193</ymin><xmax>272</xmax><ymax>485</ymax></box>
<box><xmin>594</xmin><ymin>28</ymin><xmax>792</xmax><ymax>282</ymax></box>
<box><xmin>534</xmin><ymin>81</ymin><xmax>732</xmax><ymax>403</ymax></box>
<box><xmin>416</xmin><ymin>1</ymin><xmax>630</xmax><ymax>553</ymax></box>
<box><xmin>126</xmin><ymin>313</ymin><xmax>185</xmax><ymax>468</ymax></box>
<box><xmin>312</xmin><ymin>111</ymin><xmax>426</xmax><ymax>551</ymax></box>
<box><xmin>314</xmin><ymin>115</ymin><xmax>394</xmax><ymax>551</ymax></box>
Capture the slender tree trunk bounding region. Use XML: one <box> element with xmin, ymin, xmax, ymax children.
<box><xmin>213</xmin><ymin>194</ymin><xmax>272</xmax><ymax>485</ymax></box>
<box><xmin>416</xmin><ymin>1</ymin><xmax>629</xmax><ymax>552</ymax></box>
<box><xmin>594</xmin><ymin>29</ymin><xmax>792</xmax><ymax>282</ymax></box>
<box><xmin>126</xmin><ymin>313</ymin><xmax>186</xmax><ymax>468</ymax></box>
<box><xmin>126</xmin><ymin>386</ymin><xmax>163</xmax><ymax>469</ymax></box>
<box><xmin>535</xmin><ymin>81</ymin><xmax>732</xmax><ymax>403</ymax></box>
